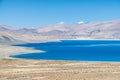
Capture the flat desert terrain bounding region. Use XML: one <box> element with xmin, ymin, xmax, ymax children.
<box><xmin>0</xmin><ymin>59</ymin><xmax>120</xmax><ymax>80</ymax></box>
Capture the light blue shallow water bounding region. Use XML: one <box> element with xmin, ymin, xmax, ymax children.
<box><xmin>11</xmin><ymin>40</ymin><xmax>120</xmax><ymax>62</ymax></box>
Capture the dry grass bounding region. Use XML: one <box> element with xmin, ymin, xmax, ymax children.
<box><xmin>0</xmin><ymin>59</ymin><xmax>120</xmax><ymax>80</ymax></box>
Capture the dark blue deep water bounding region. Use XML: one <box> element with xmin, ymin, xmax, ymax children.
<box><xmin>11</xmin><ymin>40</ymin><xmax>120</xmax><ymax>62</ymax></box>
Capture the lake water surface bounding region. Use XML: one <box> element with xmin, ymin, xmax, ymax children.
<box><xmin>11</xmin><ymin>40</ymin><xmax>120</xmax><ymax>62</ymax></box>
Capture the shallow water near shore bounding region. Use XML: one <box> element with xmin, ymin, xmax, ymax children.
<box><xmin>11</xmin><ymin>40</ymin><xmax>120</xmax><ymax>62</ymax></box>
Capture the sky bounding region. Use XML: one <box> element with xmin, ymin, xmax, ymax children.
<box><xmin>0</xmin><ymin>0</ymin><xmax>120</xmax><ymax>28</ymax></box>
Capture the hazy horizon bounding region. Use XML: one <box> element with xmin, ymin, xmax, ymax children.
<box><xmin>0</xmin><ymin>0</ymin><xmax>120</xmax><ymax>28</ymax></box>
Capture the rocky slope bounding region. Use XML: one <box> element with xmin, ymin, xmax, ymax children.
<box><xmin>0</xmin><ymin>20</ymin><xmax>120</xmax><ymax>43</ymax></box>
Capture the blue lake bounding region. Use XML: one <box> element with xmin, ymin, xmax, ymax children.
<box><xmin>11</xmin><ymin>40</ymin><xmax>120</xmax><ymax>62</ymax></box>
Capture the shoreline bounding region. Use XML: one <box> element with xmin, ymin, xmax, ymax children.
<box><xmin>16</xmin><ymin>39</ymin><xmax>120</xmax><ymax>45</ymax></box>
<box><xmin>7</xmin><ymin>57</ymin><xmax>120</xmax><ymax>63</ymax></box>
<box><xmin>60</xmin><ymin>39</ymin><xmax>120</xmax><ymax>41</ymax></box>
<box><xmin>0</xmin><ymin>44</ymin><xmax>44</xmax><ymax>59</ymax></box>
<box><xmin>1</xmin><ymin>39</ymin><xmax>120</xmax><ymax>62</ymax></box>
<box><xmin>1</xmin><ymin>39</ymin><xmax>120</xmax><ymax>63</ymax></box>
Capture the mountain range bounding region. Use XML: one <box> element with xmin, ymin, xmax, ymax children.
<box><xmin>0</xmin><ymin>20</ymin><xmax>120</xmax><ymax>44</ymax></box>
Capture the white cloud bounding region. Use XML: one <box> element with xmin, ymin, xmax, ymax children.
<box><xmin>77</xmin><ymin>21</ymin><xmax>85</xmax><ymax>24</ymax></box>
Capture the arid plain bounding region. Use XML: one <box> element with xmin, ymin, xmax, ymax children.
<box><xmin>0</xmin><ymin>59</ymin><xmax>120</xmax><ymax>80</ymax></box>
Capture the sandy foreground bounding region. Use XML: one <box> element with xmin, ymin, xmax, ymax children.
<box><xmin>0</xmin><ymin>59</ymin><xmax>120</xmax><ymax>80</ymax></box>
<box><xmin>0</xmin><ymin>44</ymin><xmax>120</xmax><ymax>80</ymax></box>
